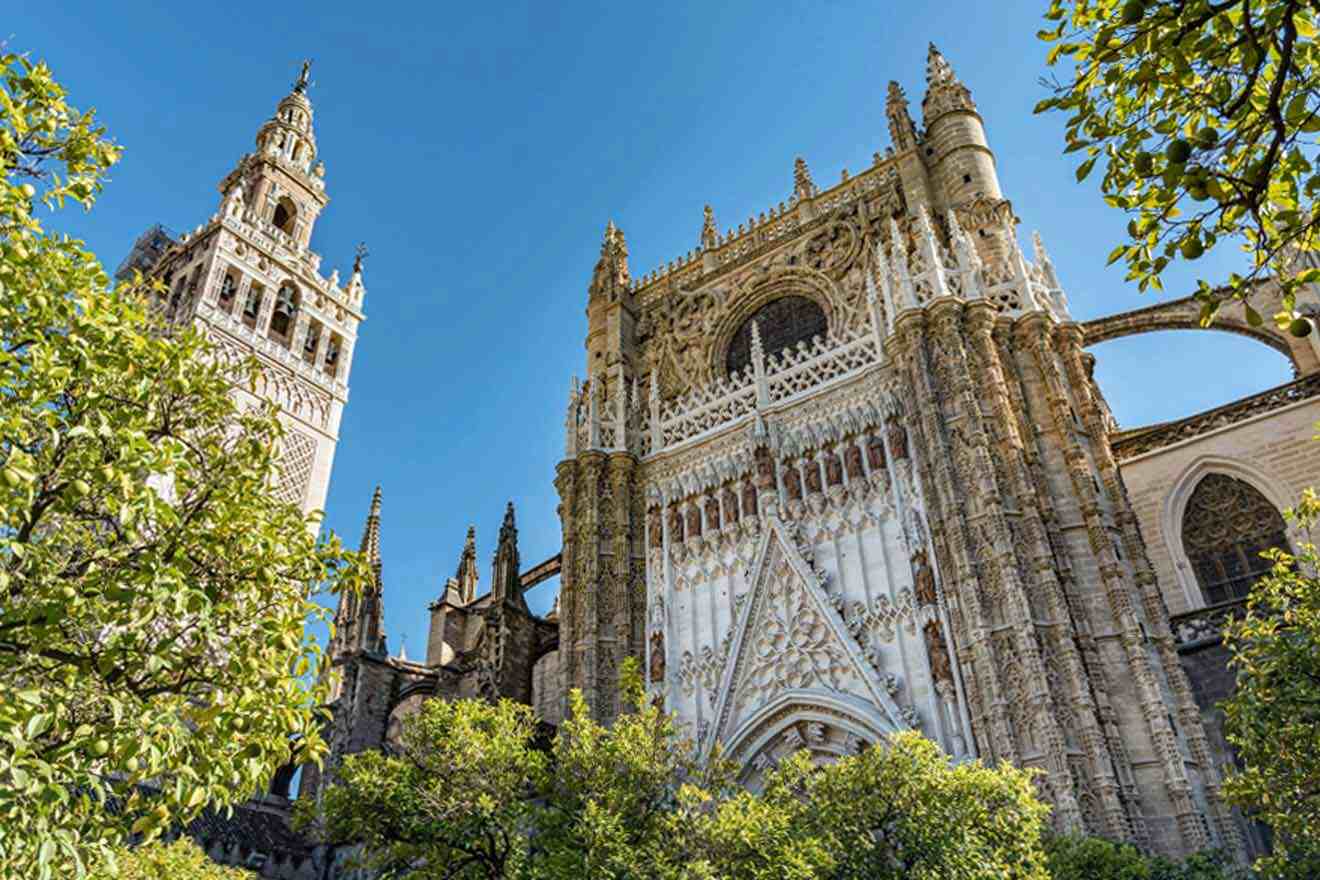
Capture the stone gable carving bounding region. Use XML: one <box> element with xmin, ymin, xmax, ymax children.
<box><xmin>707</xmin><ymin>516</ymin><xmax>907</xmax><ymax>757</ymax></box>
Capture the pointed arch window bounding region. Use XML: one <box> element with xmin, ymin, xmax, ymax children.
<box><xmin>1181</xmin><ymin>473</ymin><xmax>1290</xmax><ymax>606</ymax></box>
<box><xmin>725</xmin><ymin>296</ymin><xmax>827</xmax><ymax>377</ymax></box>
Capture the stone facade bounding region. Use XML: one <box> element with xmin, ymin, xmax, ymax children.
<box><xmin>535</xmin><ymin>44</ymin><xmax>1250</xmax><ymax>860</ymax></box>
<box><xmin>298</xmin><ymin>43</ymin><xmax>1320</xmax><ymax>874</ymax></box>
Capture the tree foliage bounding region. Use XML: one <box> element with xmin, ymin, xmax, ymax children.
<box><xmin>1037</xmin><ymin>0</ymin><xmax>1320</xmax><ymax>329</ymax></box>
<box><xmin>0</xmin><ymin>50</ymin><xmax>364</xmax><ymax>878</ymax></box>
<box><xmin>1044</xmin><ymin>834</ymin><xmax>1233</xmax><ymax>880</ymax></box>
<box><xmin>304</xmin><ymin>659</ymin><xmax>1052</xmax><ymax>880</ymax></box>
<box><xmin>89</xmin><ymin>838</ymin><xmax>251</xmax><ymax>880</ymax></box>
<box><xmin>1221</xmin><ymin>488</ymin><xmax>1320</xmax><ymax>879</ymax></box>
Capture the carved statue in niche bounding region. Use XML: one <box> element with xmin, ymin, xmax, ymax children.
<box><xmin>845</xmin><ymin>440</ymin><xmax>865</xmax><ymax>480</ymax></box>
<box><xmin>649</xmin><ymin>630</ymin><xmax>665</xmax><ymax>683</ymax></box>
<box><xmin>866</xmin><ymin>434</ymin><xmax>887</xmax><ymax>472</ymax></box>
<box><xmin>887</xmin><ymin>416</ymin><xmax>909</xmax><ymax>460</ymax></box>
<box><xmin>685</xmin><ymin>504</ymin><xmax>702</xmax><ymax>539</ymax></box>
<box><xmin>741</xmin><ymin>480</ymin><xmax>758</xmax><ymax>518</ymax></box>
<box><xmin>783</xmin><ymin>465</ymin><xmax>803</xmax><ymax>502</ymax></box>
<box><xmin>802</xmin><ymin>455</ymin><xmax>822</xmax><ymax>495</ymax></box>
<box><xmin>912</xmin><ymin>548</ymin><xmax>937</xmax><ymax>607</ymax></box>
<box><xmin>705</xmin><ymin>495</ymin><xmax>720</xmax><ymax>532</ymax></box>
<box><xmin>668</xmin><ymin>504</ymin><xmax>684</xmax><ymax>543</ymax></box>
<box><xmin>825</xmin><ymin>450</ymin><xmax>844</xmax><ymax>486</ymax></box>
<box><xmin>722</xmin><ymin>485</ymin><xmax>740</xmax><ymax>524</ymax></box>
<box><xmin>924</xmin><ymin>619</ymin><xmax>953</xmax><ymax>686</ymax></box>
<box><xmin>754</xmin><ymin>444</ymin><xmax>776</xmax><ymax>489</ymax></box>
<box><xmin>647</xmin><ymin>506</ymin><xmax>662</xmax><ymax>549</ymax></box>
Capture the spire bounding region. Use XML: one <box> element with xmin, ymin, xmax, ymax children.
<box><xmin>701</xmin><ymin>205</ymin><xmax>718</xmax><ymax>250</ymax></box>
<box><xmin>454</xmin><ymin>525</ymin><xmax>478</xmax><ymax>605</ymax></box>
<box><xmin>356</xmin><ymin>486</ymin><xmax>386</xmax><ymax>655</ymax></box>
<box><xmin>886</xmin><ymin>81</ymin><xmax>918</xmax><ymax>152</ymax></box>
<box><xmin>793</xmin><ymin>157</ymin><xmax>816</xmax><ymax>201</ymax></box>
<box><xmin>589</xmin><ymin>220</ymin><xmax>631</xmax><ymax>301</ymax></box>
<box><xmin>491</xmin><ymin>501</ymin><xmax>526</xmax><ymax>610</ymax></box>
<box><xmin>359</xmin><ymin>484</ymin><xmax>383</xmax><ymax>562</ymax></box>
<box><xmin>922</xmin><ymin>43</ymin><xmax>977</xmax><ymax>126</ymax></box>
<box><xmin>925</xmin><ymin>43</ymin><xmax>958</xmax><ymax>87</ymax></box>
<box><xmin>331</xmin><ymin>486</ymin><xmax>386</xmax><ymax>658</ymax></box>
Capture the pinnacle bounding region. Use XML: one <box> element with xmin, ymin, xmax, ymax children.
<box><xmin>701</xmin><ymin>204</ymin><xmax>717</xmax><ymax>249</ymax></box>
<box><xmin>793</xmin><ymin>156</ymin><xmax>815</xmax><ymax>199</ymax></box>
<box><xmin>926</xmin><ymin>42</ymin><xmax>957</xmax><ymax>86</ymax></box>
<box><xmin>359</xmin><ymin>485</ymin><xmax>383</xmax><ymax>564</ymax></box>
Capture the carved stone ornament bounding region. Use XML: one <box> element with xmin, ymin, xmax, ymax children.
<box><xmin>912</xmin><ymin>548</ymin><xmax>937</xmax><ymax>607</ymax></box>
<box><xmin>705</xmin><ymin>517</ymin><xmax>909</xmax><ymax>759</ymax></box>
<box><xmin>650</xmin><ymin>630</ymin><xmax>666</xmax><ymax>683</ymax></box>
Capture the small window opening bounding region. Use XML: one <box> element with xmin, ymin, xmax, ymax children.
<box><xmin>268</xmin><ymin>283</ymin><xmax>299</xmax><ymax>343</ymax></box>
<box><xmin>962</xmin><ymin>173</ymin><xmax>972</xmax><ymax>183</ymax></box>
<box><xmin>242</xmin><ymin>283</ymin><xmax>265</xmax><ymax>329</ymax></box>
<box><xmin>218</xmin><ymin>273</ymin><xmax>238</xmax><ymax>311</ymax></box>
<box><xmin>323</xmin><ymin>334</ymin><xmax>342</xmax><ymax>378</ymax></box>
<box><xmin>272</xmin><ymin>197</ymin><xmax>297</xmax><ymax>236</ymax></box>
<box><xmin>302</xmin><ymin>321</ymin><xmax>321</xmax><ymax>364</ymax></box>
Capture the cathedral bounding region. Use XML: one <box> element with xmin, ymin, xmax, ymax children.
<box><xmin>136</xmin><ymin>46</ymin><xmax>1320</xmax><ymax>878</ymax></box>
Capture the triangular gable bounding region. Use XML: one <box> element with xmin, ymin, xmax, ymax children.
<box><xmin>705</xmin><ymin>516</ymin><xmax>908</xmax><ymax>755</ymax></box>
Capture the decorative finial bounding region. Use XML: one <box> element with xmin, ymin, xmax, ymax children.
<box><xmin>294</xmin><ymin>59</ymin><xmax>313</xmax><ymax>94</ymax></box>
<box><xmin>793</xmin><ymin>157</ymin><xmax>815</xmax><ymax>200</ymax></box>
<box><xmin>353</xmin><ymin>242</ymin><xmax>369</xmax><ymax>275</ymax></box>
<box><xmin>926</xmin><ymin>43</ymin><xmax>954</xmax><ymax>85</ymax></box>
<box><xmin>886</xmin><ymin>81</ymin><xmax>918</xmax><ymax>152</ymax></box>
<box><xmin>922</xmin><ymin>45</ymin><xmax>976</xmax><ymax>127</ymax></box>
<box><xmin>701</xmin><ymin>204</ymin><xmax>717</xmax><ymax>250</ymax></box>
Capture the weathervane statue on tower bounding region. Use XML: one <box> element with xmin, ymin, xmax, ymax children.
<box><xmin>294</xmin><ymin>58</ymin><xmax>313</xmax><ymax>94</ymax></box>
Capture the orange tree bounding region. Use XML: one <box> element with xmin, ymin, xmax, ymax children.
<box><xmin>0</xmin><ymin>49</ymin><xmax>363</xmax><ymax>878</ymax></box>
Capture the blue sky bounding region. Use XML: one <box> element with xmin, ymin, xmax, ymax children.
<box><xmin>9</xmin><ymin>0</ymin><xmax>1292</xmax><ymax>656</ymax></box>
